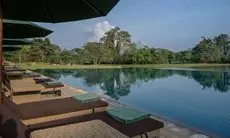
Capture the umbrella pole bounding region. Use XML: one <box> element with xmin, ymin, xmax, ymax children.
<box><xmin>0</xmin><ymin>0</ymin><xmax>3</xmax><ymax>104</ymax></box>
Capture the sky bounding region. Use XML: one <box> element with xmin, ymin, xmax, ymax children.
<box><xmin>38</xmin><ymin>0</ymin><xmax>230</xmax><ymax>51</ymax></box>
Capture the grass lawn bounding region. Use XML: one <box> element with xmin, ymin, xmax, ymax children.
<box><xmin>19</xmin><ymin>62</ymin><xmax>230</xmax><ymax>70</ymax></box>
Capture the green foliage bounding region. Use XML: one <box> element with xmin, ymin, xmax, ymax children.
<box><xmin>48</xmin><ymin>55</ymin><xmax>61</xmax><ymax>64</ymax></box>
<box><xmin>192</xmin><ymin>38</ymin><xmax>222</xmax><ymax>63</ymax></box>
<box><xmin>83</xmin><ymin>42</ymin><xmax>103</xmax><ymax>64</ymax></box>
<box><xmin>175</xmin><ymin>50</ymin><xmax>192</xmax><ymax>64</ymax></box>
<box><xmin>3</xmin><ymin>30</ymin><xmax>230</xmax><ymax>65</ymax></box>
<box><xmin>60</xmin><ymin>49</ymin><xmax>74</xmax><ymax>65</ymax></box>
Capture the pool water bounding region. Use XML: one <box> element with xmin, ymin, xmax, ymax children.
<box><xmin>36</xmin><ymin>68</ymin><xmax>230</xmax><ymax>138</ymax></box>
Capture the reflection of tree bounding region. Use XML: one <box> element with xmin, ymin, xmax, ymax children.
<box><xmin>36</xmin><ymin>68</ymin><xmax>230</xmax><ymax>100</ymax></box>
<box><xmin>35</xmin><ymin>69</ymin><xmax>62</xmax><ymax>80</ymax></box>
<box><xmin>211</xmin><ymin>72</ymin><xmax>230</xmax><ymax>92</ymax></box>
<box><xmin>191</xmin><ymin>71</ymin><xmax>215</xmax><ymax>89</ymax></box>
<box><xmin>60</xmin><ymin>69</ymin><xmax>76</xmax><ymax>77</ymax></box>
<box><xmin>176</xmin><ymin>70</ymin><xmax>192</xmax><ymax>78</ymax></box>
<box><xmin>77</xmin><ymin>68</ymin><xmax>176</xmax><ymax>100</ymax></box>
<box><xmin>177</xmin><ymin>70</ymin><xmax>230</xmax><ymax>93</ymax></box>
<box><xmin>82</xmin><ymin>69</ymin><xmax>130</xmax><ymax>100</ymax></box>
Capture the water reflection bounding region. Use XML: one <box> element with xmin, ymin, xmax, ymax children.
<box><xmin>36</xmin><ymin>68</ymin><xmax>230</xmax><ymax>99</ymax></box>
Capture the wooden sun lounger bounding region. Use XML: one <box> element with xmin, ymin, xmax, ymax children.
<box><xmin>4</xmin><ymin>67</ymin><xmax>26</xmax><ymax>72</ymax></box>
<box><xmin>17</xmin><ymin>97</ymin><xmax>108</xmax><ymax>120</ymax></box>
<box><xmin>3</xmin><ymin>94</ymin><xmax>108</xmax><ymax>125</ymax></box>
<box><xmin>9</xmin><ymin>79</ymin><xmax>44</xmax><ymax>94</ymax></box>
<box><xmin>5</xmin><ymin>71</ymin><xmax>25</xmax><ymax>76</ymax></box>
<box><xmin>2</xmin><ymin>79</ymin><xmax>45</xmax><ymax>103</ymax></box>
<box><xmin>5</xmin><ymin>77</ymin><xmax>63</xmax><ymax>97</ymax></box>
<box><xmin>1</xmin><ymin>94</ymin><xmax>164</xmax><ymax>138</ymax></box>
<box><xmin>26</xmin><ymin>112</ymin><xmax>164</xmax><ymax>138</ymax></box>
<box><xmin>1</xmin><ymin>103</ymin><xmax>163</xmax><ymax>138</ymax></box>
<box><xmin>2</xmin><ymin>74</ymin><xmax>42</xmax><ymax>92</ymax></box>
<box><xmin>11</xmin><ymin>83</ymin><xmax>45</xmax><ymax>95</ymax></box>
<box><xmin>5</xmin><ymin>72</ymin><xmax>26</xmax><ymax>81</ymax></box>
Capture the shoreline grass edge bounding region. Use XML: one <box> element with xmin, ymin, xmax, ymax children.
<box><xmin>19</xmin><ymin>63</ymin><xmax>230</xmax><ymax>70</ymax></box>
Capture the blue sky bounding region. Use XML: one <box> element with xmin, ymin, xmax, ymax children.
<box><xmin>39</xmin><ymin>0</ymin><xmax>230</xmax><ymax>51</ymax></box>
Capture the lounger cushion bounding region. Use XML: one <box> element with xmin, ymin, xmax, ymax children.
<box><xmin>23</xmin><ymin>73</ymin><xmax>40</xmax><ymax>78</ymax></box>
<box><xmin>72</xmin><ymin>93</ymin><xmax>100</xmax><ymax>103</ymax></box>
<box><xmin>42</xmin><ymin>81</ymin><xmax>64</xmax><ymax>88</ymax></box>
<box><xmin>44</xmin><ymin>81</ymin><xmax>63</xmax><ymax>86</ymax></box>
<box><xmin>106</xmin><ymin>107</ymin><xmax>151</xmax><ymax>124</ymax></box>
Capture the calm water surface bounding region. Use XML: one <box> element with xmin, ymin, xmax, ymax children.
<box><xmin>36</xmin><ymin>68</ymin><xmax>230</xmax><ymax>138</ymax></box>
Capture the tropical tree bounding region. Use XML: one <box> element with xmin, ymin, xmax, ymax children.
<box><xmin>83</xmin><ymin>42</ymin><xmax>103</xmax><ymax>64</ymax></box>
<box><xmin>192</xmin><ymin>37</ymin><xmax>221</xmax><ymax>63</ymax></box>
<box><xmin>176</xmin><ymin>49</ymin><xmax>192</xmax><ymax>63</ymax></box>
<box><xmin>101</xmin><ymin>27</ymin><xmax>131</xmax><ymax>55</ymax></box>
<box><xmin>60</xmin><ymin>49</ymin><xmax>74</xmax><ymax>65</ymax></box>
<box><xmin>71</xmin><ymin>48</ymin><xmax>84</xmax><ymax>64</ymax></box>
<box><xmin>48</xmin><ymin>55</ymin><xmax>61</xmax><ymax>64</ymax></box>
<box><xmin>213</xmin><ymin>34</ymin><xmax>230</xmax><ymax>62</ymax></box>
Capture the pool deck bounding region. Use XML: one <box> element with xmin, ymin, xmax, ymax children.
<box><xmin>1</xmin><ymin>70</ymin><xmax>210</xmax><ymax>138</ymax></box>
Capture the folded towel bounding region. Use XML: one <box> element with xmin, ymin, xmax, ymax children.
<box><xmin>72</xmin><ymin>93</ymin><xmax>100</xmax><ymax>103</ymax></box>
<box><xmin>44</xmin><ymin>81</ymin><xmax>63</xmax><ymax>86</ymax></box>
<box><xmin>34</xmin><ymin>77</ymin><xmax>52</xmax><ymax>83</ymax></box>
<box><xmin>106</xmin><ymin>107</ymin><xmax>151</xmax><ymax>124</ymax></box>
<box><xmin>24</xmin><ymin>72</ymin><xmax>40</xmax><ymax>76</ymax></box>
<box><xmin>34</xmin><ymin>77</ymin><xmax>48</xmax><ymax>80</ymax></box>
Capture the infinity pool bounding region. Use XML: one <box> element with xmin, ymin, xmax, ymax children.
<box><xmin>36</xmin><ymin>68</ymin><xmax>230</xmax><ymax>138</ymax></box>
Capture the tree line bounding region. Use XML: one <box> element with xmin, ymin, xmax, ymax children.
<box><xmin>4</xmin><ymin>27</ymin><xmax>230</xmax><ymax>64</ymax></box>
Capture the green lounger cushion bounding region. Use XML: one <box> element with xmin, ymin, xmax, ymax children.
<box><xmin>106</xmin><ymin>107</ymin><xmax>151</xmax><ymax>124</ymax></box>
<box><xmin>72</xmin><ymin>93</ymin><xmax>100</xmax><ymax>103</ymax></box>
<box><xmin>44</xmin><ymin>81</ymin><xmax>63</xmax><ymax>86</ymax></box>
<box><xmin>24</xmin><ymin>72</ymin><xmax>40</xmax><ymax>76</ymax></box>
<box><xmin>34</xmin><ymin>77</ymin><xmax>52</xmax><ymax>83</ymax></box>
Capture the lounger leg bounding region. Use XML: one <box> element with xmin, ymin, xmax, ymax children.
<box><xmin>57</xmin><ymin>90</ymin><xmax>61</xmax><ymax>96</ymax></box>
<box><xmin>157</xmin><ymin>129</ymin><xmax>160</xmax><ymax>138</ymax></box>
<box><xmin>140</xmin><ymin>134</ymin><xmax>148</xmax><ymax>138</ymax></box>
<box><xmin>53</xmin><ymin>88</ymin><xmax>60</xmax><ymax>96</ymax></box>
<box><xmin>154</xmin><ymin>129</ymin><xmax>160</xmax><ymax>138</ymax></box>
<box><xmin>10</xmin><ymin>88</ymin><xmax>13</xmax><ymax>100</ymax></box>
<box><xmin>52</xmin><ymin>88</ymin><xmax>56</xmax><ymax>94</ymax></box>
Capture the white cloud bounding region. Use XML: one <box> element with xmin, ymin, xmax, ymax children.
<box><xmin>89</xmin><ymin>21</ymin><xmax>115</xmax><ymax>42</ymax></box>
